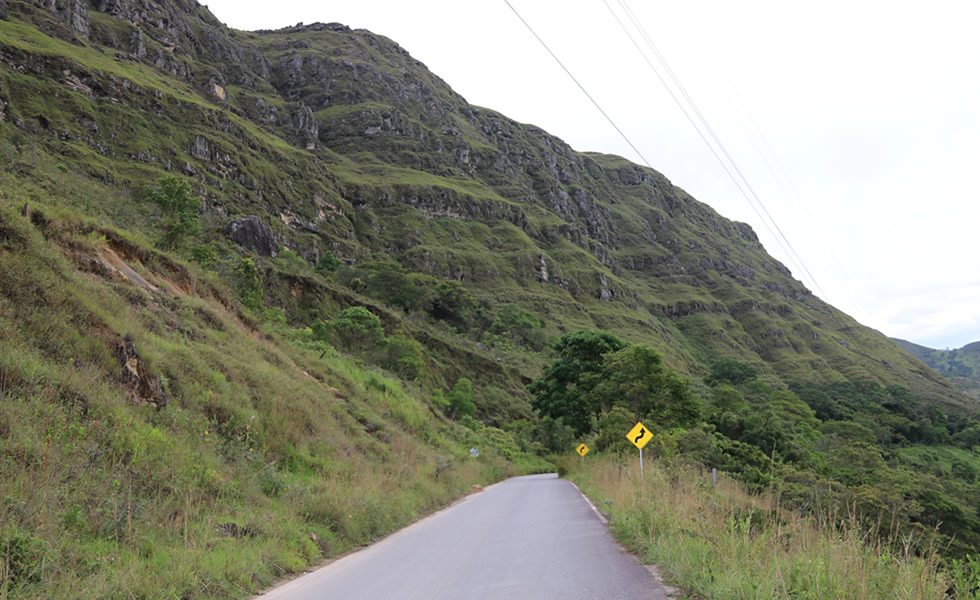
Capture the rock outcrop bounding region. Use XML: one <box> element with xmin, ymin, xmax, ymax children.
<box><xmin>225</xmin><ymin>216</ymin><xmax>279</xmax><ymax>257</ymax></box>
<box><xmin>114</xmin><ymin>339</ymin><xmax>168</xmax><ymax>408</ymax></box>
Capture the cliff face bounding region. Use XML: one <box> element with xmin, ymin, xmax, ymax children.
<box><xmin>0</xmin><ymin>0</ymin><xmax>967</xmax><ymax>409</ymax></box>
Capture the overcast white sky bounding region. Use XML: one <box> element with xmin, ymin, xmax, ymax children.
<box><xmin>203</xmin><ymin>0</ymin><xmax>980</xmax><ymax>350</ymax></box>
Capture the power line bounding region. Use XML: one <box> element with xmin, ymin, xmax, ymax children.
<box><xmin>611</xmin><ymin>0</ymin><xmax>830</xmax><ymax>301</ymax></box>
<box><xmin>503</xmin><ymin>0</ymin><xmax>831</xmax><ymax>303</ymax></box>
<box><xmin>501</xmin><ymin>0</ymin><xmax>653</xmax><ymax>169</ymax></box>
<box><xmin>502</xmin><ymin>0</ymin><xmax>795</xmax><ymax>280</ymax></box>
<box><xmin>664</xmin><ymin>0</ymin><xmax>872</xmax><ymax>316</ymax></box>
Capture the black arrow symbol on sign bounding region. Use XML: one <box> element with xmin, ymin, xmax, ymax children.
<box><xmin>633</xmin><ymin>428</ymin><xmax>646</xmax><ymax>444</ymax></box>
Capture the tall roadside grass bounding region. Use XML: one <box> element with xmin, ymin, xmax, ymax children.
<box><xmin>0</xmin><ymin>200</ymin><xmax>533</xmax><ymax>599</ymax></box>
<box><xmin>570</xmin><ymin>455</ymin><xmax>980</xmax><ymax>599</ymax></box>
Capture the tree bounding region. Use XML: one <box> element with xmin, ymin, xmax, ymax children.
<box><xmin>597</xmin><ymin>344</ymin><xmax>701</xmax><ymax>428</ymax></box>
<box><xmin>706</xmin><ymin>358</ymin><xmax>758</xmax><ymax>386</ymax></box>
<box><xmin>528</xmin><ymin>330</ymin><xmax>626</xmax><ymax>436</ymax></box>
<box><xmin>323</xmin><ymin>306</ymin><xmax>384</xmax><ymax>354</ymax></box>
<box><xmin>315</xmin><ymin>251</ymin><xmax>343</xmax><ymax>273</ymax></box>
<box><xmin>146</xmin><ymin>176</ymin><xmax>200</xmax><ymax>250</ymax></box>
<box><xmin>373</xmin><ymin>335</ymin><xmax>425</xmax><ymax>379</ymax></box>
<box><xmin>429</xmin><ymin>281</ymin><xmax>475</xmax><ymax>330</ymax></box>
<box><xmin>233</xmin><ymin>257</ymin><xmax>263</xmax><ymax>310</ymax></box>
<box><xmin>446</xmin><ymin>378</ymin><xmax>476</xmax><ymax>420</ymax></box>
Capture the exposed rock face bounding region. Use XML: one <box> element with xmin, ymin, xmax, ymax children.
<box><xmin>114</xmin><ymin>339</ymin><xmax>168</xmax><ymax>408</ymax></box>
<box><xmin>225</xmin><ymin>216</ymin><xmax>279</xmax><ymax>257</ymax></box>
<box><xmin>38</xmin><ymin>0</ymin><xmax>90</xmax><ymax>37</ymax></box>
<box><xmin>292</xmin><ymin>105</ymin><xmax>318</xmax><ymax>150</ymax></box>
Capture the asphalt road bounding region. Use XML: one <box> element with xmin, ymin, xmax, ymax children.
<box><xmin>259</xmin><ymin>473</ymin><xmax>671</xmax><ymax>600</ymax></box>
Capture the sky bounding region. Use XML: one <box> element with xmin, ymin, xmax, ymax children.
<box><xmin>202</xmin><ymin>0</ymin><xmax>980</xmax><ymax>350</ymax></box>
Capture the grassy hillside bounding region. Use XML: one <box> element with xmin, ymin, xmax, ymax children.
<box><xmin>0</xmin><ymin>169</ymin><xmax>548</xmax><ymax>597</ymax></box>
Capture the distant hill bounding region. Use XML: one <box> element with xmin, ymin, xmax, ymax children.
<box><xmin>892</xmin><ymin>338</ymin><xmax>980</xmax><ymax>398</ymax></box>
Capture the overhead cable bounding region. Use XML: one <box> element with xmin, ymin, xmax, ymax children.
<box><xmin>611</xmin><ymin>0</ymin><xmax>829</xmax><ymax>300</ymax></box>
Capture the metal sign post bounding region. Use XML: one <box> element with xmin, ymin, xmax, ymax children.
<box><xmin>626</xmin><ymin>421</ymin><xmax>653</xmax><ymax>477</ymax></box>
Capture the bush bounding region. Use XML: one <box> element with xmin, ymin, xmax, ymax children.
<box><xmin>146</xmin><ymin>175</ymin><xmax>200</xmax><ymax>250</ymax></box>
<box><xmin>324</xmin><ymin>307</ymin><xmax>385</xmax><ymax>355</ymax></box>
<box><xmin>233</xmin><ymin>257</ymin><xmax>263</xmax><ymax>310</ymax></box>
<box><xmin>446</xmin><ymin>378</ymin><xmax>476</xmax><ymax>420</ymax></box>
<box><xmin>373</xmin><ymin>335</ymin><xmax>425</xmax><ymax>379</ymax></box>
<box><xmin>315</xmin><ymin>251</ymin><xmax>342</xmax><ymax>273</ymax></box>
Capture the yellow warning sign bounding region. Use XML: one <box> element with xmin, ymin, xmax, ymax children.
<box><xmin>576</xmin><ymin>443</ymin><xmax>590</xmax><ymax>457</ymax></box>
<box><xmin>626</xmin><ymin>422</ymin><xmax>653</xmax><ymax>450</ymax></box>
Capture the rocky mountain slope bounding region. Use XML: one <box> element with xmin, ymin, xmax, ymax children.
<box><xmin>0</xmin><ymin>0</ymin><xmax>966</xmax><ymax>411</ymax></box>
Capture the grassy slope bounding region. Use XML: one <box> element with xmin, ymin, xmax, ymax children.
<box><xmin>0</xmin><ymin>159</ymin><xmax>547</xmax><ymax>597</ymax></box>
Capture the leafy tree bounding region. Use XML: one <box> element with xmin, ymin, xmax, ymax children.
<box><xmin>373</xmin><ymin>335</ymin><xmax>425</xmax><ymax>379</ymax></box>
<box><xmin>430</xmin><ymin>281</ymin><xmax>475</xmax><ymax>330</ymax></box>
<box><xmin>323</xmin><ymin>306</ymin><xmax>384</xmax><ymax>354</ymax></box>
<box><xmin>708</xmin><ymin>384</ymin><xmax>748</xmax><ymax>440</ymax></box>
<box><xmin>596</xmin><ymin>344</ymin><xmax>701</xmax><ymax>428</ymax></box>
<box><xmin>595</xmin><ymin>406</ymin><xmax>636</xmax><ymax>453</ymax></box>
<box><xmin>233</xmin><ymin>257</ymin><xmax>263</xmax><ymax>310</ymax></box>
<box><xmin>446</xmin><ymin>378</ymin><xmax>476</xmax><ymax>420</ymax></box>
<box><xmin>146</xmin><ymin>176</ymin><xmax>200</xmax><ymax>250</ymax></box>
<box><xmin>528</xmin><ymin>330</ymin><xmax>626</xmax><ymax>436</ymax></box>
<box><xmin>706</xmin><ymin>358</ymin><xmax>758</xmax><ymax>386</ymax></box>
<box><xmin>533</xmin><ymin>416</ymin><xmax>576</xmax><ymax>454</ymax></box>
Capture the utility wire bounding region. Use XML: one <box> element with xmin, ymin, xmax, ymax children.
<box><xmin>612</xmin><ymin>0</ymin><xmax>829</xmax><ymax>300</ymax></box>
<box><xmin>501</xmin><ymin>0</ymin><xmax>653</xmax><ymax>169</ymax></box>
<box><xmin>503</xmin><ymin>0</ymin><xmax>830</xmax><ymax>302</ymax></box>
<box><xmin>598</xmin><ymin>0</ymin><xmax>816</xmax><ymax>295</ymax></box>
<box><xmin>503</xmin><ymin>0</ymin><xmax>784</xmax><ymax>274</ymax></box>
<box><xmin>664</xmin><ymin>0</ymin><xmax>871</xmax><ymax>316</ymax></box>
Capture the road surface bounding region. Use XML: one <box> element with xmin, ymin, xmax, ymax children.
<box><xmin>259</xmin><ymin>473</ymin><xmax>671</xmax><ymax>600</ymax></box>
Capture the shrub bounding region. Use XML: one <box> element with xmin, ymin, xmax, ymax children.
<box><xmin>146</xmin><ymin>175</ymin><xmax>200</xmax><ymax>250</ymax></box>
<box><xmin>315</xmin><ymin>251</ymin><xmax>342</xmax><ymax>272</ymax></box>
<box><xmin>374</xmin><ymin>335</ymin><xmax>425</xmax><ymax>380</ymax></box>
<box><xmin>325</xmin><ymin>307</ymin><xmax>384</xmax><ymax>354</ymax></box>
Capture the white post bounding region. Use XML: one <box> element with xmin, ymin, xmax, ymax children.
<box><xmin>639</xmin><ymin>447</ymin><xmax>644</xmax><ymax>477</ymax></box>
<box><xmin>712</xmin><ymin>467</ymin><xmax>717</xmax><ymax>486</ymax></box>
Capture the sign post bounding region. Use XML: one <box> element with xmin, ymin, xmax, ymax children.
<box><xmin>576</xmin><ymin>443</ymin><xmax>590</xmax><ymax>462</ymax></box>
<box><xmin>626</xmin><ymin>421</ymin><xmax>653</xmax><ymax>476</ymax></box>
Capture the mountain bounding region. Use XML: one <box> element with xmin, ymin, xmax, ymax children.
<box><xmin>0</xmin><ymin>0</ymin><xmax>965</xmax><ymax>410</ymax></box>
<box><xmin>3</xmin><ymin>1</ymin><xmax>980</xmax><ymax>596</ymax></box>
<box><xmin>893</xmin><ymin>338</ymin><xmax>980</xmax><ymax>399</ymax></box>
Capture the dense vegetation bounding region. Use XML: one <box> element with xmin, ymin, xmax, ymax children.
<box><xmin>532</xmin><ymin>332</ymin><xmax>980</xmax><ymax>562</ymax></box>
<box><xmin>0</xmin><ymin>0</ymin><xmax>978</xmax><ymax>597</ymax></box>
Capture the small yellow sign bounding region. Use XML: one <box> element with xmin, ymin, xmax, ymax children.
<box><xmin>626</xmin><ymin>422</ymin><xmax>653</xmax><ymax>450</ymax></box>
<box><xmin>576</xmin><ymin>443</ymin><xmax>590</xmax><ymax>457</ymax></box>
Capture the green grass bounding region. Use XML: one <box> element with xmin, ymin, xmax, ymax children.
<box><xmin>569</xmin><ymin>455</ymin><xmax>980</xmax><ymax>599</ymax></box>
<box><xmin>0</xmin><ymin>196</ymin><xmax>548</xmax><ymax>598</ymax></box>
